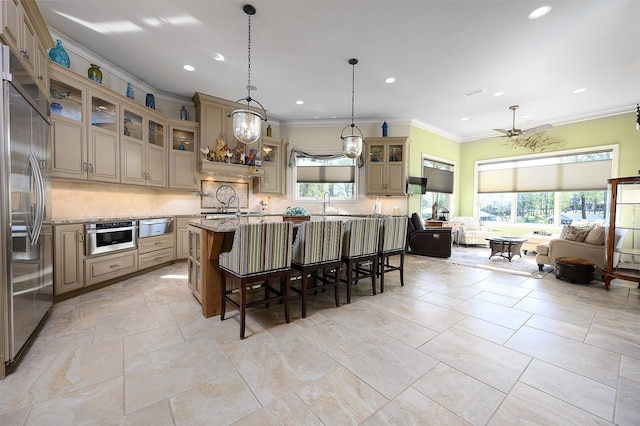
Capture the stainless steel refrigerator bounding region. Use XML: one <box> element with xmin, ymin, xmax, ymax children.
<box><xmin>1</xmin><ymin>44</ymin><xmax>53</xmax><ymax>373</ymax></box>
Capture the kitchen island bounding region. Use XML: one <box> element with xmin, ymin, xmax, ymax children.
<box><xmin>187</xmin><ymin>213</ymin><xmax>390</xmax><ymax>317</ymax></box>
<box><xmin>187</xmin><ymin>216</ymin><xmax>285</xmax><ymax>317</ymax></box>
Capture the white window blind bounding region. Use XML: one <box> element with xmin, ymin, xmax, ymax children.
<box><xmin>296</xmin><ymin>166</ymin><xmax>355</xmax><ymax>183</ymax></box>
<box><xmin>478</xmin><ymin>155</ymin><xmax>612</xmax><ymax>193</ymax></box>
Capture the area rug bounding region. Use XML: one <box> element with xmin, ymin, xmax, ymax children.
<box><xmin>446</xmin><ymin>245</ymin><xmax>551</xmax><ymax>279</ymax></box>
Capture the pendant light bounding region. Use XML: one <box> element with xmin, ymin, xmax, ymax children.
<box><xmin>340</xmin><ymin>58</ymin><xmax>364</xmax><ymax>158</ymax></box>
<box><xmin>228</xmin><ymin>4</ymin><xmax>267</xmax><ymax>144</ymax></box>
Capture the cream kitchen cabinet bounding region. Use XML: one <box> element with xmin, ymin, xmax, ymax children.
<box><xmin>53</xmin><ymin>224</ymin><xmax>84</xmax><ymax>295</ymax></box>
<box><xmin>121</xmin><ymin>106</ymin><xmax>167</xmax><ymax>187</ymax></box>
<box><xmin>187</xmin><ymin>225</ymin><xmax>203</xmax><ymax>302</ymax></box>
<box><xmin>176</xmin><ymin>217</ymin><xmax>200</xmax><ymax>259</ymax></box>
<box><xmin>169</xmin><ymin>122</ymin><xmax>199</xmax><ymax>190</ymax></box>
<box><xmin>1</xmin><ymin>0</ymin><xmax>52</xmax><ymax>92</ymax></box>
<box><xmin>365</xmin><ymin>137</ymin><xmax>409</xmax><ymax>195</ymax></box>
<box><xmin>84</xmin><ymin>250</ymin><xmax>138</xmax><ymax>287</ymax></box>
<box><xmin>254</xmin><ymin>136</ymin><xmax>287</xmax><ymax>194</ymax></box>
<box><xmin>138</xmin><ymin>233</ymin><xmax>175</xmax><ymax>269</ymax></box>
<box><xmin>192</xmin><ymin>92</ymin><xmax>233</xmax><ymax>153</ymax></box>
<box><xmin>50</xmin><ymin>64</ymin><xmax>121</xmax><ymax>183</ymax></box>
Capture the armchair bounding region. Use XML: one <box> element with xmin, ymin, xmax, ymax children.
<box><xmin>450</xmin><ymin>216</ymin><xmax>495</xmax><ymax>246</ymax></box>
<box><xmin>407</xmin><ymin>213</ymin><xmax>452</xmax><ymax>258</ymax></box>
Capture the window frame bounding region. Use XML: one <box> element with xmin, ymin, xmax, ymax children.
<box><xmin>474</xmin><ymin>145</ymin><xmax>618</xmax><ymax>226</ymax></box>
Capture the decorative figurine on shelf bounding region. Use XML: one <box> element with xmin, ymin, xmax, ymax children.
<box><xmin>225</xmin><ymin>148</ymin><xmax>233</xmax><ymax>163</ymax></box>
<box><xmin>246</xmin><ymin>148</ymin><xmax>258</xmax><ymax>166</ymax></box>
<box><xmin>199</xmin><ymin>146</ymin><xmax>210</xmax><ymax>158</ymax></box>
<box><xmin>432</xmin><ymin>201</ymin><xmax>438</xmax><ymax>220</ymax></box>
<box><xmin>382</xmin><ymin>121</ymin><xmax>388</xmax><ymax>137</ymax></box>
<box><xmin>238</xmin><ymin>151</ymin><xmax>246</xmax><ymax>164</ymax></box>
<box><xmin>215</xmin><ymin>138</ymin><xmax>227</xmax><ymax>162</ymax></box>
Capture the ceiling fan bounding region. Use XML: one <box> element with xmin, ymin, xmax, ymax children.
<box><xmin>494</xmin><ymin>105</ymin><xmax>552</xmax><ymax>139</ymax></box>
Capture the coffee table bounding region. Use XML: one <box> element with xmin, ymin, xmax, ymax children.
<box><xmin>486</xmin><ymin>236</ymin><xmax>527</xmax><ymax>262</ymax></box>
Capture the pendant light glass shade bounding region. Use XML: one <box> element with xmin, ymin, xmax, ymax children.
<box><xmin>341</xmin><ymin>58</ymin><xmax>363</xmax><ymax>158</ymax></box>
<box><xmin>228</xmin><ymin>4</ymin><xmax>267</xmax><ymax>144</ymax></box>
<box><xmin>341</xmin><ymin>126</ymin><xmax>364</xmax><ymax>158</ymax></box>
<box><xmin>232</xmin><ymin>109</ymin><xmax>263</xmax><ymax>144</ymax></box>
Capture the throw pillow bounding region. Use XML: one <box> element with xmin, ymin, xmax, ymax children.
<box><xmin>584</xmin><ymin>224</ymin><xmax>605</xmax><ymax>245</ymax></box>
<box><xmin>564</xmin><ymin>225</ymin><xmax>592</xmax><ymax>242</ymax></box>
<box><xmin>559</xmin><ymin>225</ymin><xmax>569</xmax><ymax>239</ymax></box>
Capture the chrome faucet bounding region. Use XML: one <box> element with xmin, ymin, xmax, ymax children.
<box><xmin>228</xmin><ymin>195</ymin><xmax>241</xmax><ymax>217</ymax></box>
<box><xmin>323</xmin><ymin>191</ymin><xmax>331</xmax><ymax>214</ymax></box>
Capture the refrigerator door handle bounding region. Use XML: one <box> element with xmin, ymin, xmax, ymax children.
<box><xmin>27</xmin><ymin>151</ymin><xmax>45</xmax><ymax>245</ymax></box>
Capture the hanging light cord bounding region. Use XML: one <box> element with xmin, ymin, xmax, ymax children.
<box><xmin>246</xmin><ymin>11</ymin><xmax>252</xmax><ymax>101</ymax></box>
<box><xmin>350</xmin><ymin>60</ymin><xmax>355</xmax><ymax>127</ymax></box>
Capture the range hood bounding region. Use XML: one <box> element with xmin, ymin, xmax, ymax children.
<box><xmin>199</xmin><ymin>162</ymin><xmax>264</xmax><ymax>179</ymax></box>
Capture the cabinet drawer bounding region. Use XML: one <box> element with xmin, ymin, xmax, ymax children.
<box><xmin>138</xmin><ymin>234</ymin><xmax>175</xmax><ymax>254</ymax></box>
<box><xmin>139</xmin><ymin>247</ymin><xmax>174</xmax><ymax>270</ymax></box>
<box><xmin>84</xmin><ymin>250</ymin><xmax>137</xmax><ymax>286</ymax></box>
<box><xmin>176</xmin><ymin>217</ymin><xmax>199</xmax><ymax>228</ymax></box>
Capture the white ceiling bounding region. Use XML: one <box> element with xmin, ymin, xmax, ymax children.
<box><xmin>36</xmin><ymin>0</ymin><xmax>640</xmax><ymax>142</ymax></box>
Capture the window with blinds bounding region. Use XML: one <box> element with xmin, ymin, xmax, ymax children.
<box><xmin>475</xmin><ymin>147</ymin><xmax>616</xmax><ymax>225</ymax></box>
<box><xmin>294</xmin><ymin>156</ymin><xmax>356</xmax><ymax>201</ymax></box>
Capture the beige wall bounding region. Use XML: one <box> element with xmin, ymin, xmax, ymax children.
<box><xmin>50</xmin><ymin>113</ymin><xmax>638</xmax><ymax>221</ymax></box>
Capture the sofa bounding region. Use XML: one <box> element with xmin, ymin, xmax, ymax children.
<box><xmin>535</xmin><ymin>223</ymin><xmax>625</xmax><ymax>272</ymax></box>
<box><xmin>407</xmin><ymin>213</ymin><xmax>452</xmax><ymax>258</ymax></box>
<box><xmin>450</xmin><ymin>216</ymin><xmax>495</xmax><ymax>246</ymax></box>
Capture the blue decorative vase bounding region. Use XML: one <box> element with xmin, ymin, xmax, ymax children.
<box><xmin>382</xmin><ymin>121</ymin><xmax>388</xmax><ymax>137</ymax></box>
<box><xmin>126</xmin><ymin>83</ymin><xmax>134</xmax><ymax>99</ymax></box>
<box><xmin>145</xmin><ymin>93</ymin><xmax>155</xmax><ymax>110</ymax></box>
<box><xmin>48</xmin><ymin>40</ymin><xmax>70</xmax><ymax>68</ymax></box>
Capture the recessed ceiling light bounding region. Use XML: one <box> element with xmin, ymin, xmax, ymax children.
<box><xmin>573</xmin><ymin>88</ymin><xmax>587</xmax><ymax>93</ymax></box>
<box><xmin>183</xmin><ymin>65</ymin><xmax>195</xmax><ymax>71</ymax></box>
<box><xmin>385</xmin><ymin>77</ymin><xmax>396</xmax><ymax>84</ymax></box>
<box><xmin>529</xmin><ymin>6</ymin><xmax>552</xmax><ymax>19</ymax></box>
<box><xmin>461</xmin><ymin>117</ymin><xmax>469</xmax><ymax>121</ymax></box>
<box><xmin>214</xmin><ymin>53</ymin><xmax>224</xmax><ymax>62</ymax></box>
<box><xmin>296</xmin><ymin>100</ymin><xmax>304</xmax><ymax>105</ymax></box>
<box><xmin>493</xmin><ymin>91</ymin><xmax>505</xmax><ymax>97</ymax></box>
<box><xmin>522</xmin><ymin>115</ymin><xmax>531</xmax><ymax>119</ymax></box>
<box><xmin>313</xmin><ymin>115</ymin><xmax>320</xmax><ymax>119</ymax></box>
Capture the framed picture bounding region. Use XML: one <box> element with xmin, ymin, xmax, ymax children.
<box><xmin>200</xmin><ymin>181</ymin><xmax>249</xmax><ymax>209</ymax></box>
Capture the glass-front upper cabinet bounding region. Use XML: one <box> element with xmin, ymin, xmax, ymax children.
<box><xmin>172</xmin><ymin>128</ymin><xmax>195</xmax><ymax>152</ymax></box>
<box><xmin>122</xmin><ymin>108</ymin><xmax>142</xmax><ymax>140</ymax></box>
<box><xmin>91</xmin><ymin>95</ymin><xmax>117</xmax><ymax>133</ymax></box>
<box><xmin>148</xmin><ymin>119</ymin><xmax>165</xmax><ymax>147</ymax></box>
<box><xmin>369</xmin><ymin>144</ymin><xmax>384</xmax><ymax>163</ymax></box>
<box><xmin>388</xmin><ymin>144</ymin><xmax>404</xmax><ymax>163</ymax></box>
<box><xmin>261</xmin><ymin>140</ymin><xmax>278</xmax><ymax>163</ymax></box>
<box><xmin>50</xmin><ymin>78</ymin><xmax>82</xmax><ymax>122</ymax></box>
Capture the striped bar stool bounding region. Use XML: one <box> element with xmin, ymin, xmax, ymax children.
<box><xmin>219</xmin><ymin>222</ymin><xmax>294</xmax><ymax>339</ymax></box>
<box><xmin>378</xmin><ymin>216</ymin><xmax>408</xmax><ymax>292</ymax></box>
<box><xmin>340</xmin><ymin>218</ymin><xmax>381</xmax><ymax>303</ymax></box>
<box><xmin>290</xmin><ymin>220</ymin><xmax>344</xmax><ymax>318</ymax></box>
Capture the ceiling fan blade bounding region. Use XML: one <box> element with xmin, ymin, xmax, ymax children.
<box><xmin>493</xmin><ymin>128</ymin><xmax>509</xmax><ymax>134</ymax></box>
<box><xmin>521</xmin><ymin>124</ymin><xmax>552</xmax><ymax>134</ymax></box>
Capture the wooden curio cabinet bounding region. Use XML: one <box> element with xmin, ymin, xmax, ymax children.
<box><xmin>603</xmin><ymin>176</ymin><xmax>640</xmax><ymax>290</ymax></box>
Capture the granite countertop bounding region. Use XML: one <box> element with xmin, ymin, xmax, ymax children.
<box><xmin>51</xmin><ymin>214</ymin><xmax>201</xmax><ymax>225</ymax></box>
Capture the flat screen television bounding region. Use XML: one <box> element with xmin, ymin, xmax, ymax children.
<box><xmin>406</xmin><ymin>177</ymin><xmax>427</xmax><ymax>195</ymax></box>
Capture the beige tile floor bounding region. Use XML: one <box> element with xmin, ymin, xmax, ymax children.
<box><xmin>1</xmin><ymin>254</ymin><xmax>639</xmax><ymax>425</ymax></box>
